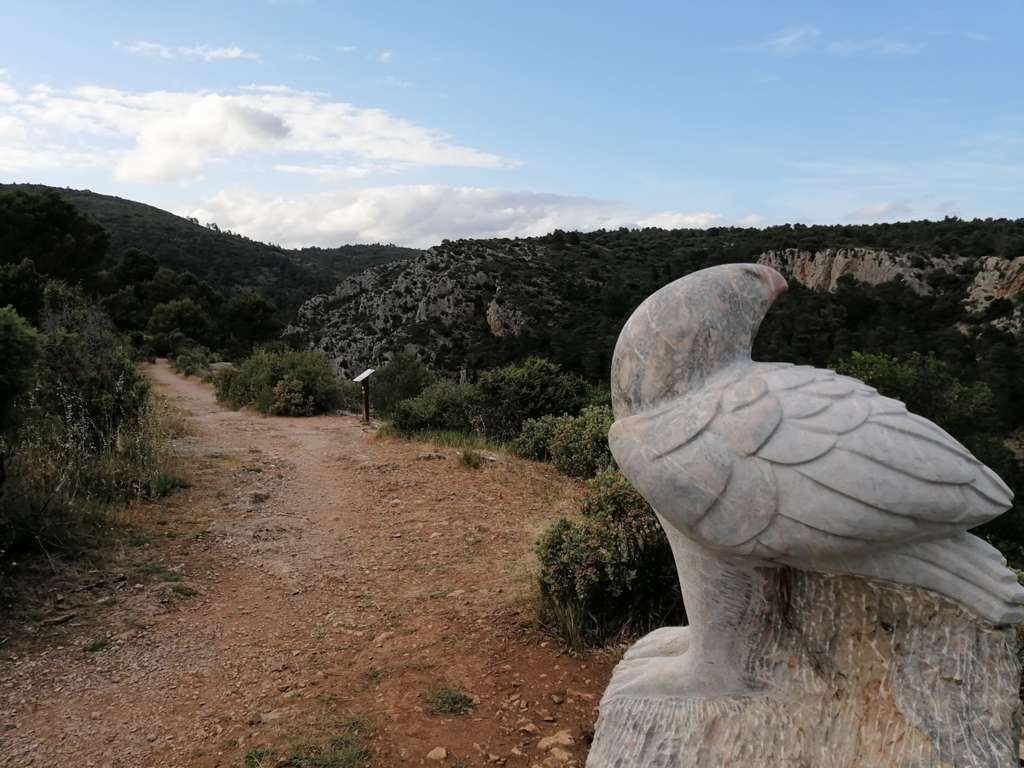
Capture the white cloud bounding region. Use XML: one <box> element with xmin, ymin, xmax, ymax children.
<box><xmin>0</xmin><ymin>115</ymin><xmax>27</xmax><ymax>141</ymax></box>
<box><xmin>337</xmin><ymin>46</ymin><xmax>357</xmax><ymax>54</ymax></box>
<box><xmin>634</xmin><ymin>211</ymin><xmax>725</xmax><ymax>229</ymax></box>
<box><xmin>116</xmin><ymin>41</ymin><xmax>262</xmax><ymax>62</ymax></box>
<box><xmin>828</xmin><ymin>39</ymin><xmax>921</xmax><ymax>56</ymax></box>
<box><xmin>0</xmin><ymin>144</ymin><xmax>107</xmax><ymax>173</ymax></box>
<box><xmin>844</xmin><ymin>200</ymin><xmax>913</xmax><ymax>222</ymax></box>
<box><xmin>2</xmin><ymin>82</ymin><xmax>512</xmax><ymax>182</ymax></box>
<box><xmin>115</xmin><ymin>94</ymin><xmax>290</xmax><ymax>182</ymax></box>
<box><xmin>741</xmin><ymin>27</ymin><xmax>920</xmax><ymax>57</ymax></box>
<box><xmin>378</xmin><ymin>49</ymin><xmax>393</xmax><ymax>64</ymax></box>
<box><xmin>273</xmin><ymin>163</ymin><xmax>377</xmax><ymax>180</ymax></box>
<box><xmin>185</xmin><ymin>186</ymin><xmax>746</xmax><ymax>248</ymax></box>
<box><xmin>756</xmin><ymin>26</ymin><xmax>821</xmax><ymax>56</ymax></box>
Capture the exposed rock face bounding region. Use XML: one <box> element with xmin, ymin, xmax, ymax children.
<box><xmin>485</xmin><ymin>296</ymin><xmax>527</xmax><ymax>338</ymax></box>
<box><xmin>284</xmin><ymin>239</ymin><xmax>561</xmax><ymax>376</ymax></box>
<box><xmin>965</xmin><ymin>255</ymin><xmax>1024</xmax><ymax>334</ymax></box>
<box><xmin>756</xmin><ymin>247</ymin><xmax>968</xmax><ymax>295</ymax></box>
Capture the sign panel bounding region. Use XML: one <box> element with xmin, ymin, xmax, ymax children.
<box><xmin>353</xmin><ymin>368</ymin><xmax>375</xmax><ymax>383</ymax></box>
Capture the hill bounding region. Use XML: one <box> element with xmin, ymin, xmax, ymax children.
<box><xmin>286</xmin><ymin>221</ymin><xmax>1024</xmax><ymax>425</ymax></box>
<box><xmin>0</xmin><ymin>184</ymin><xmax>419</xmax><ymax>314</ymax></box>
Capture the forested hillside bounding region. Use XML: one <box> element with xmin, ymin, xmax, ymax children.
<box><xmin>0</xmin><ymin>184</ymin><xmax>419</xmax><ymax>314</ymax></box>
<box><xmin>288</xmin><ymin>221</ymin><xmax>1024</xmax><ymax>420</ymax></box>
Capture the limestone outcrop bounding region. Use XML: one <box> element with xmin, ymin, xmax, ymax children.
<box><xmin>756</xmin><ymin>247</ymin><xmax>967</xmax><ymax>294</ymax></box>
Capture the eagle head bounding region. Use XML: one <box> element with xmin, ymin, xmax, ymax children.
<box><xmin>610</xmin><ymin>263</ymin><xmax>787</xmax><ymax>419</ymax></box>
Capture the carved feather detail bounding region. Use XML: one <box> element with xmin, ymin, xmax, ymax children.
<box><xmin>608</xmin><ymin>263</ymin><xmax>1024</xmax><ymax>625</ymax></box>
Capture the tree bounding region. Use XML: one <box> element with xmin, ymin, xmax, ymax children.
<box><xmin>224</xmin><ymin>289</ymin><xmax>279</xmax><ymax>353</ymax></box>
<box><xmin>147</xmin><ymin>298</ymin><xmax>211</xmax><ymax>352</ymax></box>
<box><xmin>0</xmin><ymin>259</ymin><xmax>45</xmax><ymax>326</ymax></box>
<box><xmin>0</xmin><ymin>190</ymin><xmax>109</xmax><ymax>283</ymax></box>
<box><xmin>114</xmin><ymin>248</ymin><xmax>159</xmax><ymax>285</ymax></box>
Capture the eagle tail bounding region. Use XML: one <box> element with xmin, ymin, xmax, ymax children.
<box><xmin>828</xmin><ymin>533</ymin><xmax>1024</xmax><ymax>626</ymax></box>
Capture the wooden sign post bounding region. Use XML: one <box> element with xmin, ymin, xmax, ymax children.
<box><xmin>353</xmin><ymin>368</ymin><xmax>375</xmax><ymax>424</ymax></box>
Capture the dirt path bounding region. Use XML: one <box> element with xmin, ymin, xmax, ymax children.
<box><xmin>1</xmin><ymin>362</ymin><xmax>618</xmax><ymax>768</ymax></box>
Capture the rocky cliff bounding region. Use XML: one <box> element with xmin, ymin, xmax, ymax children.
<box><xmin>284</xmin><ymin>239</ymin><xmax>566</xmax><ymax>376</ymax></box>
<box><xmin>759</xmin><ymin>248</ymin><xmax>1024</xmax><ymax>333</ymax></box>
<box><xmin>964</xmin><ymin>256</ymin><xmax>1024</xmax><ymax>334</ymax></box>
<box><xmin>286</xmin><ymin>230</ymin><xmax>1024</xmax><ymax>378</ymax></box>
<box><xmin>755</xmin><ymin>248</ymin><xmax>968</xmax><ymax>295</ymax></box>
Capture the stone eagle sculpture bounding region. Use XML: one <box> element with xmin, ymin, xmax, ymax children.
<box><xmin>605</xmin><ymin>263</ymin><xmax>1024</xmax><ymax>701</ymax></box>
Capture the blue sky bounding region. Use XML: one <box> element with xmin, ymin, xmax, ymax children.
<box><xmin>0</xmin><ymin>1</ymin><xmax>1021</xmax><ymax>247</ymax></box>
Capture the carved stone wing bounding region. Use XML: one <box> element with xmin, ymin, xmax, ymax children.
<box><xmin>609</xmin><ymin>364</ymin><xmax>1014</xmax><ymax>562</ymax></box>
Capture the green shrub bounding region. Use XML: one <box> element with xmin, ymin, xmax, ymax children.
<box><xmin>473</xmin><ymin>357</ymin><xmax>588</xmax><ymax>441</ymax></box>
<box><xmin>512</xmin><ymin>414</ymin><xmax>567</xmax><ymax>461</ymax></box>
<box><xmin>370</xmin><ymin>349</ymin><xmax>435</xmax><ymax>414</ymax></box>
<box><xmin>35</xmin><ymin>283</ymin><xmax>150</xmax><ymax>447</ymax></box>
<box><xmin>549</xmin><ymin>405</ymin><xmax>615</xmax><ymax>478</ymax></box>
<box><xmin>172</xmin><ymin>345</ymin><xmax>212</xmax><ymax>377</ymax></box>
<box><xmin>215</xmin><ymin>348</ymin><xmax>343</xmax><ymax>416</ymax></box>
<box><xmin>1</xmin><ymin>390</ymin><xmax>183</xmax><ymax>561</ymax></box>
<box><xmin>390</xmin><ymin>380</ymin><xmax>476</xmax><ymax>434</ymax></box>
<box><xmin>536</xmin><ymin>469</ymin><xmax>680</xmax><ymax>648</ymax></box>
<box><xmin>0</xmin><ymin>306</ymin><xmax>39</xmax><ymax>435</ymax></box>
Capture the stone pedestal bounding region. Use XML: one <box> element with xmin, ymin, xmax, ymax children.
<box><xmin>588</xmin><ymin>568</ymin><xmax>1021</xmax><ymax>768</ymax></box>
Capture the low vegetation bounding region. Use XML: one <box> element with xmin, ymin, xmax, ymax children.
<box><xmin>242</xmin><ymin>717</ymin><xmax>371</xmax><ymax>768</ymax></box>
<box><xmin>214</xmin><ymin>348</ymin><xmax>357</xmax><ymax>416</ymax></box>
<box><xmin>421</xmin><ymin>685</ymin><xmax>475</xmax><ymax>715</ymax></box>
<box><xmin>536</xmin><ymin>469</ymin><xmax>681</xmax><ymax>648</ymax></box>
<box><xmin>1</xmin><ymin>284</ymin><xmax>183</xmax><ymax>572</ymax></box>
<box><xmin>0</xmin><ymin>190</ymin><xmax>194</xmax><ymax>579</ymax></box>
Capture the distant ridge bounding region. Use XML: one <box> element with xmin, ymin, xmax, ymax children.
<box><xmin>285</xmin><ymin>221</ymin><xmax>1024</xmax><ymax>383</ymax></box>
<box><xmin>0</xmin><ymin>183</ymin><xmax>421</xmax><ymax>314</ymax></box>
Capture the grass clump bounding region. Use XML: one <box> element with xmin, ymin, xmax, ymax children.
<box><xmin>243</xmin><ymin>718</ymin><xmax>370</xmax><ymax>768</ymax></box>
<box><xmin>536</xmin><ymin>468</ymin><xmax>681</xmax><ymax>649</ymax></box>
<box><xmin>459</xmin><ymin>449</ymin><xmax>483</xmax><ymax>469</ymax></box>
<box><xmin>83</xmin><ymin>637</ymin><xmax>110</xmax><ymax>653</ymax></box>
<box><xmin>135</xmin><ymin>562</ymin><xmax>182</xmax><ymax>582</ymax></box>
<box><xmin>421</xmin><ymin>685</ymin><xmax>474</xmax><ymax>715</ymax></box>
<box><xmin>242</xmin><ymin>749</ymin><xmax>276</xmax><ymax>768</ymax></box>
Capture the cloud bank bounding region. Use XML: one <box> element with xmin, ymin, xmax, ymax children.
<box><xmin>116</xmin><ymin>41</ymin><xmax>262</xmax><ymax>62</ymax></box>
<box><xmin>186</xmin><ymin>186</ymin><xmax>744</xmax><ymax>248</ymax></box>
<box><xmin>1</xmin><ymin>81</ymin><xmax>512</xmax><ymax>183</ymax></box>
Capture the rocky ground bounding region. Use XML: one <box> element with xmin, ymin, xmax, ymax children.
<box><xmin>0</xmin><ymin>361</ymin><xmax>619</xmax><ymax>768</ymax></box>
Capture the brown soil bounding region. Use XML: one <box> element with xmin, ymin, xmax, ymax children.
<box><xmin>0</xmin><ymin>361</ymin><xmax>619</xmax><ymax>768</ymax></box>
